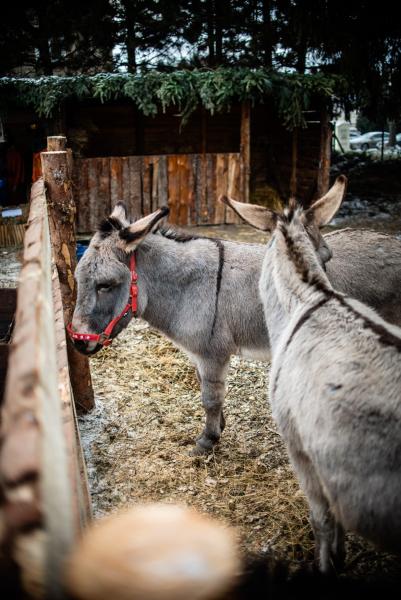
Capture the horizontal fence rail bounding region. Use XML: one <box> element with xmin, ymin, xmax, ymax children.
<box><xmin>0</xmin><ymin>179</ymin><xmax>91</xmax><ymax>598</ymax></box>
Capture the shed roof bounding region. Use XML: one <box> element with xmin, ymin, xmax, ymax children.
<box><xmin>0</xmin><ymin>67</ymin><xmax>344</xmax><ymax>130</ymax></box>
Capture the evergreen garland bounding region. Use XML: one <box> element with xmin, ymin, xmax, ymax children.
<box><xmin>0</xmin><ymin>68</ymin><xmax>346</xmax><ymax>129</ymax></box>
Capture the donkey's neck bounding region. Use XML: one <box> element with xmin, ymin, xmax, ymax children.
<box><xmin>260</xmin><ymin>227</ymin><xmax>331</xmax><ymax>354</ymax></box>
<box><xmin>133</xmin><ymin>232</ymin><xmax>219</xmax><ymax>333</ymax></box>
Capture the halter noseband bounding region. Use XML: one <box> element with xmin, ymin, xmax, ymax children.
<box><xmin>67</xmin><ymin>254</ymin><xmax>138</xmax><ymax>348</ymax></box>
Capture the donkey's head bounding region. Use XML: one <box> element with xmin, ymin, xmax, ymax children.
<box><xmin>70</xmin><ymin>203</ymin><xmax>169</xmax><ymax>355</ymax></box>
<box><xmin>220</xmin><ymin>175</ymin><xmax>347</xmax><ymax>270</ymax></box>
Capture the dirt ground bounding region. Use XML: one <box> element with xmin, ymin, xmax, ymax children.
<box><xmin>77</xmin><ymin>224</ymin><xmax>401</xmax><ymax>584</ymax></box>
<box><xmin>1</xmin><ymin>225</ymin><xmax>400</xmax><ymax>583</ymax></box>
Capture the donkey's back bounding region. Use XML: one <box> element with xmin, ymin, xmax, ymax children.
<box><xmin>326</xmin><ymin>228</ymin><xmax>401</xmax><ymax>325</ymax></box>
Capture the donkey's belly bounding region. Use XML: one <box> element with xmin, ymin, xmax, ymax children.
<box><xmin>237</xmin><ymin>346</ymin><xmax>271</xmax><ymax>363</ymax></box>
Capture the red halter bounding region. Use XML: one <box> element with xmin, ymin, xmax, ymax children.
<box><xmin>67</xmin><ymin>254</ymin><xmax>138</xmax><ymax>348</ymax></box>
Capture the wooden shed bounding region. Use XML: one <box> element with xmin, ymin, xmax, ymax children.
<box><xmin>0</xmin><ymin>69</ymin><xmax>334</xmax><ymax>231</ymax></box>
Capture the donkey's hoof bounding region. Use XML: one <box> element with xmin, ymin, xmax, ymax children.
<box><xmin>188</xmin><ymin>444</ymin><xmax>210</xmax><ymax>457</ymax></box>
<box><xmin>189</xmin><ymin>435</ymin><xmax>216</xmax><ymax>456</ymax></box>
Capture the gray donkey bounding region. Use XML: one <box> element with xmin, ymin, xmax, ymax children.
<box><xmin>71</xmin><ymin>177</ymin><xmax>401</xmax><ymax>454</ymax></box>
<box><xmin>222</xmin><ymin>176</ymin><xmax>401</xmax><ymax>573</ymax></box>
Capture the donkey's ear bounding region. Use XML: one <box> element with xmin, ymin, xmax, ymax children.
<box><xmin>306</xmin><ymin>175</ymin><xmax>347</xmax><ymax>227</ymax></box>
<box><xmin>119</xmin><ymin>206</ymin><xmax>169</xmax><ymax>251</ymax></box>
<box><xmin>110</xmin><ymin>202</ymin><xmax>129</xmax><ymax>227</ymax></box>
<box><xmin>219</xmin><ymin>195</ymin><xmax>276</xmax><ymax>232</ymax></box>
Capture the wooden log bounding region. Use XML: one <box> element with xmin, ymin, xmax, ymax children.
<box><xmin>47</xmin><ymin>136</ymin><xmax>67</xmax><ymax>151</ymax></box>
<box><xmin>240</xmin><ymin>102</ymin><xmax>251</xmax><ymax>204</ymax></box>
<box><xmin>41</xmin><ymin>139</ymin><xmax>95</xmax><ymax>413</ymax></box>
<box><xmin>52</xmin><ymin>262</ymin><xmax>92</xmax><ymax>531</ymax></box>
<box><xmin>0</xmin><ymin>180</ymin><xmax>75</xmax><ymax>597</ymax></box>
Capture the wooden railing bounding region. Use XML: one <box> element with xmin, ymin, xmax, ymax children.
<box><xmin>0</xmin><ymin>179</ymin><xmax>91</xmax><ymax>598</ymax></box>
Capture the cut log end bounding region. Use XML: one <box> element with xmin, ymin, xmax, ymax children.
<box><xmin>64</xmin><ymin>504</ymin><xmax>240</xmax><ymax>600</ymax></box>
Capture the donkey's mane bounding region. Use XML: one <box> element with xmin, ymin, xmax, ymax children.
<box><xmin>276</xmin><ymin>202</ymin><xmax>401</xmax><ymax>354</ymax></box>
<box><xmin>154</xmin><ymin>226</ymin><xmax>217</xmax><ymax>244</ymax></box>
<box><xmin>277</xmin><ymin>202</ymin><xmax>330</xmax><ymax>293</ymax></box>
<box><xmin>98</xmin><ymin>217</ymin><xmax>124</xmax><ymax>238</ymax></box>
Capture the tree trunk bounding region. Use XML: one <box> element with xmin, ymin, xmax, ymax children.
<box><xmin>35</xmin><ymin>8</ymin><xmax>53</xmax><ymax>75</ymax></box>
<box><xmin>121</xmin><ymin>0</ymin><xmax>137</xmax><ymax>72</ymax></box>
<box><xmin>215</xmin><ymin>0</ymin><xmax>223</xmax><ymax>64</ymax></box>
<box><xmin>206</xmin><ymin>0</ymin><xmax>215</xmax><ymax>66</ymax></box>
<box><xmin>262</xmin><ymin>0</ymin><xmax>273</xmax><ymax>69</ymax></box>
<box><xmin>388</xmin><ymin>120</ymin><xmax>397</xmax><ymax>147</ymax></box>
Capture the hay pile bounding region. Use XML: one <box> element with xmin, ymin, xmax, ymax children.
<box><xmin>81</xmin><ymin>321</ymin><xmax>310</xmax><ymax>559</ymax></box>
<box><xmin>79</xmin><ymin>225</ymin><xmax>400</xmax><ymax>583</ymax></box>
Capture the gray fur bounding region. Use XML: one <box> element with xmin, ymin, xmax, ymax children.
<box><xmin>259</xmin><ymin>209</ymin><xmax>401</xmax><ymax>573</ymax></box>
<box><xmin>72</xmin><ymin>206</ymin><xmax>401</xmax><ymax>455</ymax></box>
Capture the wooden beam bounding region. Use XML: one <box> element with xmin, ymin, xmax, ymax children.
<box><xmin>317</xmin><ymin>108</ymin><xmax>332</xmax><ymax>199</ymax></box>
<box><xmin>41</xmin><ymin>137</ymin><xmax>95</xmax><ymax>413</ymax></box>
<box><xmin>240</xmin><ymin>102</ymin><xmax>251</xmax><ymax>203</ymax></box>
<box><xmin>0</xmin><ymin>180</ymin><xmax>75</xmax><ymax>598</ymax></box>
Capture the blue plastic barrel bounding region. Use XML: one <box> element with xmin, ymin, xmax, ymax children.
<box><xmin>76</xmin><ymin>242</ymin><xmax>89</xmax><ymax>261</ymax></box>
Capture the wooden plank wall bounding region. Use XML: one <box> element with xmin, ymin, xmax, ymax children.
<box><xmin>74</xmin><ymin>152</ymin><xmax>242</xmax><ymax>232</ymax></box>
<box><xmin>0</xmin><ymin>179</ymin><xmax>91</xmax><ymax>598</ymax></box>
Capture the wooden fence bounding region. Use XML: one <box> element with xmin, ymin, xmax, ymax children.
<box><xmin>74</xmin><ymin>152</ymin><xmax>243</xmax><ymax>232</ymax></box>
<box><xmin>0</xmin><ymin>179</ymin><xmax>91</xmax><ymax>598</ymax></box>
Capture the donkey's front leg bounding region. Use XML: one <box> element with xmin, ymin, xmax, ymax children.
<box><xmin>192</xmin><ymin>360</ymin><xmax>229</xmax><ymax>455</ymax></box>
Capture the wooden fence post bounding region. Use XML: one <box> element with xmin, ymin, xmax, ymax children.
<box><xmin>240</xmin><ymin>101</ymin><xmax>251</xmax><ymax>203</ymax></box>
<box><xmin>41</xmin><ymin>137</ymin><xmax>95</xmax><ymax>413</ymax></box>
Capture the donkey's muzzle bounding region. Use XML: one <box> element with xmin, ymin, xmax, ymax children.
<box><xmin>71</xmin><ymin>338</ymin><xmax>103</xmax><ymax>356</ymax></box>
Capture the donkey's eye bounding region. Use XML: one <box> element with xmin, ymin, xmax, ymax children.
<box><xmin>97</xmin><ymin>283</ymin><xmax>113</xmax><ymax>293</ymax></box>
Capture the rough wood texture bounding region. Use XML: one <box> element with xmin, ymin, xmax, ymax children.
<box><xmin>41</xmin><ymin>139</ymin><xmax>95</xmax><ymax>413</ymax></box>
<box><xmin>74</xmin><ymin>152</ymin><xmax>242</xmax><ymax>231</ymax></box>
<box><xmin>0</xmin><ymin>180</ymin><xmax>75</xmax><ymax>598</ymax></box>
<box><xmin>52</xmin><ymin>263</ymin><xmax>92</xmax><ymax>531</ymax></box>
<box><xmin>240</xmin><ymin>102</ymin><xmax>251</xmax><ymax>204</ymax></box>
<box><xmin>47</xmin><ymin>136</ymin><xmax>67</xmax><ymax>151</ymax></box>
<box><xmin>317</xmin><ymin>108</ymin><xmax>332</xmax><ymax>198</ymax></box>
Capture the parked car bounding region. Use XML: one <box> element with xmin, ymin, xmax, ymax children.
<box><xmin>350</xmin><ymin>131</ymin><xmax>389</xmax><ymax>151</ymax></box>
<box><xmin>349</xmin><ymin>127</ymin><xmax>361</xmax><ymax>138</ymax></box>
<box><xmin>376</xmin><ymin>132</ymin><xmax>401</xmax><ymax>149</ymax></box>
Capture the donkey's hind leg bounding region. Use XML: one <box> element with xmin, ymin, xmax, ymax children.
<box><xmin>191</xmin><ymin>358</ymin><xmax>229</xmax><ymax>455</ymax></box>
<box><xmin>286</xmin><ymin>442</ymin><xmax>345</xmax><ymax>575</ymax></box>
